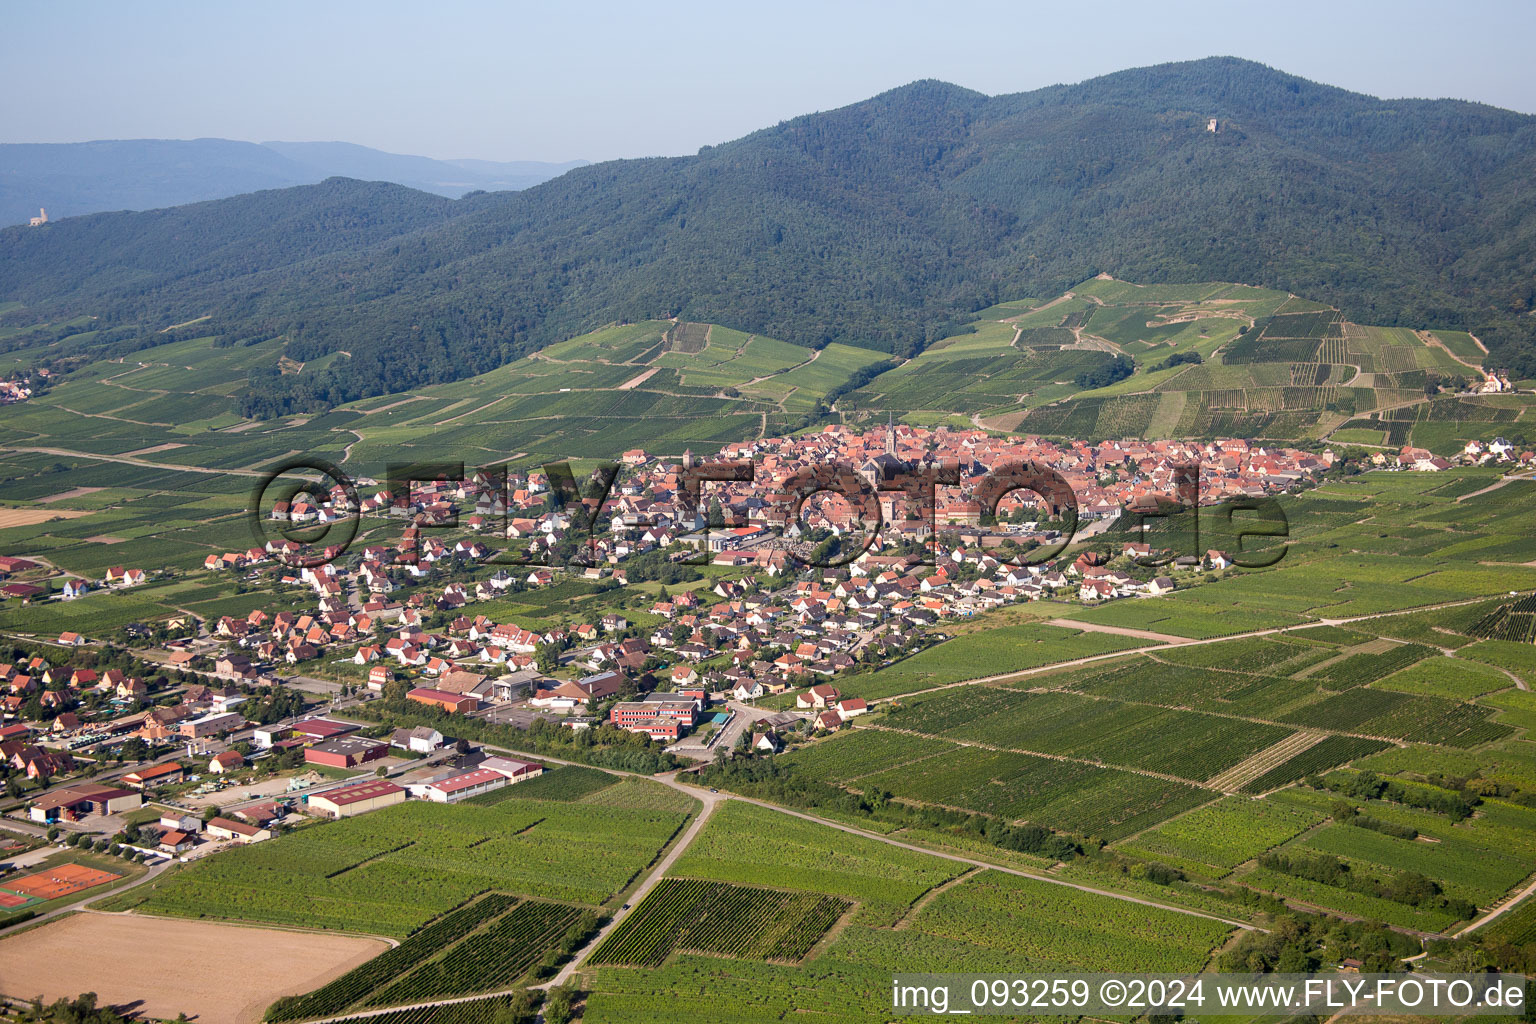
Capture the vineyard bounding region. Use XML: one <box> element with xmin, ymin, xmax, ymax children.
<box><xmin>1470</xmin><ymin>595</ymin><xmax>1536</xmax><ymax>644</ymax></box>
<box><xmin>1239</xmin><ymin>737</ymin><xmax>1392</xmax><ymax>794</ymax></box>
<box><xmin>589</xmin><ymin>878</ymin><xmax>850</xmax><ymax>967</ymax></box>
<box><xmin>1279</xmin><ymin>689</ymin><xmax>1513</xmax><ymax>747</ymax></box>
<box><xmin>1304</xmin><ymin>642</ymin><xmax>1436</xmax><ymax>689</ymax></box>
<box><xmin>130</xmin><ymin>798</ymin><xmax>689</xmax><ymax>935</ymax></box>
<box><xmin>1483</xmin><ymin>892</ymin><xmax>1536</xmax><ymax>946</ymax></box>
<box><xmin>365</xmin><ymin>901</ymin><xmax>589</xmax><ymax>1005</ymax></box>
<box><xmin>1117</xmin><ymin>796</ymin><xmax>1326</xmax><ymax>877</ymax></box>
<box><xmin>884</xmin><ymin>687</ymin><xmax>1294</xmax><ymax>782</ymax></box>
<box><xmin>778</xmin><ymin>729</ymin><xmax>955</xmax><ymax>783</ymax></box>
<box><xmin>666</xmin><ymin>802</ymin><xmax>966</xmax><ymax>927</ymax></box>
<box><xmin>855</xmin><ymin>744</ymin><xmax>1211</xmax><ymax>842</ymax></box>
<box><xmin>318</xmin><ymin>995</ymin><xmax>525</xmax><ymax>1024</ymax></box>
<box><xmin>466</xmin><ymin>764</ymin><xmax>619</xmax><ymax>805</ymax></box>
<box><xmin>266</xmin><ymin>893</ymin><xmax>521</xmax><ymax>1021</ymax></box>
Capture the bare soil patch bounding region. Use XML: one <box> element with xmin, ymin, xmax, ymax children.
<box><xmin>84</xmin><ymin>535</ymin><xmax>129</xmax><ymax>544</ymax></box>
<box><xmin>0</xmin><ymin>507</ymin><xmax>92</xmax><ymax>527</ymax></box>
<box><xmin>0</xmin><ymin>913</ymin><xmax>388</xmax><ymax>1024</ymax></box>
<box><xmin>35</xmin><ymin>487</ymin><xmax>104</xmax><ymax>504</ymax></box>
<box><xmin>123</xmin><ymin>442</ymin><xmax>187</xmax><ymax>457</ymax></box>
<box><xmin>618</xmin><ymin>366</ymin><xmax>661</xmax><ymax>390</ymax></box>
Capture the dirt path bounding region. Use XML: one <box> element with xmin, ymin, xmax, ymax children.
<box><xmin>1006</xmin><ymin>292</ymin><xmax>1074</xmax><ymax>322</ymax></box>
<box><xmin>743</xmin><ymin>346</ymin><xmax>821</xmax><ymax>389</ymax></box>
<box><xmin>864</xmin><ymin>593</ymin><xmax>1522</xmax><ymax>707</ymax></box>
<box><xmin>1417</xmin><ymin>329</ymin><xmax>1486</xmax><ymax>373</ymax></box>
<box><xmin>1456</xmin><ymin>471</ymin><xmax>1535</xmax><ymax>503</ymax></box>
<box><xmin>544</xmin><ymin>792</ymin><xmax>723</xmax><ymax>989</ymax></box>
<box><xmin>1044</xmin><ymin>617</ymin><xmax>1188</xmax><ymax>644</ymax></box>
<box><xmin>1455</xmin><ymin>872</ymin><xmax>1536</xmax><ymax>937</ymax></box>
<box><xmin>0</xmin><ymin>445</ymin><xmax>265</xmax><ymax>477</ymax></box>
<box><xmin>617</xmin><ymin>366</ymin><xmax>661</xmax><ymax>390</ymax></box>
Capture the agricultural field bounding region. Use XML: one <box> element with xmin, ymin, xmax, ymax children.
<box><xmin>314</xmin><ymin>995</ymin><xmax>528</xmax><ymax>1024</ymax></box>
<box><xmin>115</xmin><ymin>798</ymin><xmax>689</xmax><ymax>936</ymax></box>
<box><xmin>589</xmin><ymin>878</ymin><xmax>851</xmax><ymax>966</ymax></box>
<box><xmin>267</xmin><ymin>893</ymin><xmax>527</xmax><ymax>1021</ymax></box>
<box><xmin>466</xmin><ymin>764</ymin><xmax>620</xmax><ymax>804</ymax></box>
<box><xmin>583</xmin><ymin>869</ymin><xmax>1233</xmax><ymax>1023</ymax></box>
<box><xmin>779</xmin><ymin>728</ymin><xmax>957</xmax><ymax>783</ymax></box>
<box><xmin>834</xmin><ymin>621</ymin><xmax>1152</xmax><ymax>700</ymax></box>
<box><xmin>1482</xmin><ymin>891</ymin><xmax>1536</xmax><ymax>946</ymax></box>
<box><xmin>881</xmin><ymin>687</ymin><xmax>1293</xmax><ymax>783</ymax></box>
<box><xmin>665</xmin><ymin>801</ymin><xmax>968</xmax><ymax>927</ymax></box>
<box><xmin>853</xmin><ymin>743</ymin><xmax>1212</xmax><ymax>842</ymax></box>
<box><xmin>0</xmin><ymin>914</ymin><xmax>389</xmax><ymax>1024</ymax></box>
<box><xmin>363</xmin><ymin>899</ymin><xmax>588</xmax><ymax>1006</ymax></box>
<box><xmin>1116</xmin><ymin>796</ymin><xmax>1328</xmax><ymax>877</ymax></box>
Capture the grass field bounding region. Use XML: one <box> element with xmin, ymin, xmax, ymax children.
<box><xmin>666</xmin><ymin>801</ymin><xmax>967</xmax><ymax>927</ymax></box>
<box><xmin>112</xmin><ymin>798</ymin><xmax>689</xmax><ymax>935</ymax></box>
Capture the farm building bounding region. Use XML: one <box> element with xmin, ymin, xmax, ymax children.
<box><xmin>209</xmin><ymin>750</ymin><xmax>245</xmax><ymax>773</ymax></box>
<box><xmin>158</xmin><ymin>829</ymin><xmax>195</xmax><ymax>853</ymax></box>
<box><xmin>205</xmin><ymin>817</ymin><xmax>270</xmax><ymax>844</ymax></box>
<box><xmin>419</xmin><ymin>768</ymin><xmax>505</xmax><ymax>803</ymax></box>
<box><xmin>479</xmin><ymin>756</ymin><xmax>544</xmax><ymax>783</ymax></box>
<box><xmin>390</xmin><ymin>725</ymin><xmax>445</xmax><ymax>753</ymax></box>
<box><xmin>29</xmin><ymin>783</ymin><xmax>141</xmax><ymax>823</ymax></box>
<box><xmin>290</xmin><ymin>718</ymin><xmax>359</xmax><ymax>742</ymax></box>
<box><xmin>407</xmin><ymin>687</ymin><xmax>481</xmax><ymax>713</ymax></box>
<box><xmin>307</xmin><ymin>779</ymin><xmax>407</xmax><ymax>819</ymax></box>
<box><xmin>252</xmin><ymin>723</ymin><xmax>293</xmax><ymax>748</ymax></box>
<box><xmin>179</xmin><ymin>712</ymin><xmax>245</xmax><ymax>739</ymax></box>
<box><xmin>122</xmin><ymin>761</ymin><xmax>184</xmax><ymax>789</ymax></box>
<box><xmin>305</xmin><ymin>736</ymin><xmax>388</xmax><ymax>769</ymax></box>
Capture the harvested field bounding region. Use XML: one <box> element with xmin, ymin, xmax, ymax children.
<box><xmin>84</xmin><ymin>535</ymin><xmax>128</xmax><ymax>544</ymax></box>
<box><xmin>0</xmin><ymin>507</ymin><xmax>92</xmax><ymax>526</ymax></box>
<box><xmin>123</xmin><ymin>442</ymin><xmax>187</xmax><ymax>456</ymax></box>
<box><xmin>35</xmin><ymin>487</ymin><xmax>104</xmax><ymax>504</ymax></box>
<box><xmin>0</xmin><ymin>913</ymin><xmax>390</xmax><ymax>1024</ymax></box>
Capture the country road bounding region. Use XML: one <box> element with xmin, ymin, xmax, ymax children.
<box><xmin>289</xmin><ymin>747</ymin><xmax>1261</xmax><ymax>1024</ymax></box>
<box><xmin>543</xmin><ymin>791</ymin><xmax>723</xmax><ymax>989</ymax></box>
<box><xmin>868</xmin><ymin>592</ymin><xmax>1527</xmax><ymax>706</ymax></box>
<box><xmin>1455</xmin><ymin>874</ymin><xmax>1536</xmax><ymax>937</ymax></box>
<box><xmin>0</xmin><ymin>445</ymin><xmax>266</xmax><ymax>477</ymax></box>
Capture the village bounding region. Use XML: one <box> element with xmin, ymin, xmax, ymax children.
<box><xmin>3</xmin><ymin>423</ymin><xmax>1530</xmax><ymax>909</ymax></box>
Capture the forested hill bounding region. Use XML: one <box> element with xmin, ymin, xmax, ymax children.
<box><xmin>4</xmin><ymin>56</ymin><xmax>1536</xmax><ymax>415</ymax></box>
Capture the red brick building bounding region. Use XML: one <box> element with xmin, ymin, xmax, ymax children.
<box><xmin>407</xmin><ymin>687</ymin><xmax>481</xmax><ymax>713</ymax></box>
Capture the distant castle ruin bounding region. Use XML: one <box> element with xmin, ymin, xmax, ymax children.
<box><xmin>28</xmin><ymin>208</ymin><xmax>47</xmax><ymax>226</ymax></box>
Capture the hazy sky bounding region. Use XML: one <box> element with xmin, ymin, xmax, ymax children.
<box><xmin>5</xmin><ymin>0</ymin><xmax>1534</xmax><ymax>162</ymax></box>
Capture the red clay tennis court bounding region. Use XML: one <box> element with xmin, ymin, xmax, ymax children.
<box><xmin>0</xmin><ymin>890</ymin><xmax>33</xmax><ymax>909</ymax></box>
<box><xmin>3</xmin><ymin>863</ymin><xmax>121</xmax><ymax>901</ymax></box>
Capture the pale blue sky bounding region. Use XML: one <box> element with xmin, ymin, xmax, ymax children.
<box><xmin>4</xmin><ymin>0</ymin><xmax>1533</xmax><ymax>162</ymax></box>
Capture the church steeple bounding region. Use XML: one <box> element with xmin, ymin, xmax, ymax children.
<box><xmin>885</xmin><ymin>412</ymin><xmax>895</xmax><ymax>456</ymax></box>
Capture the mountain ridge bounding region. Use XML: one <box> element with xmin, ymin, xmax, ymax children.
<box><xmin>4</xmin><ymin>56</ymin><xmax>1535</xmax><ymax>415</ymax></box>
<box><xmin>0</xmin><ymin>137</ymin><xmax>586</xmax><ymax>225</ymax></box>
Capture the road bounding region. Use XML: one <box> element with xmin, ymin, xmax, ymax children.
<box><xmin>543</xmin><ymin>789</ymin><xmax>724</xmax><ymax>989</ymax></box>
<box><xmin>13</xmin><ymin>855</ymin><xmax>179</xmax><ymax>930</ymax></box>
<box><xmin>1454</xmin><ymin>873</ymin><xmax>1536</xmax><ymax>937</ymax></box>
<box><xmin>864</xmin><ymin>592</ymin><xmax>1530</xmax><ymax>707</ymax></box>
<box><xmin>291</xmin><ymin>747</ymin><xmax>1261</xmax><ymax>1024</ymax></box>
<box><xmin>0</xmin><ymin>445</ymin><xmax>266</xmax><ymax>478</ymax></box>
